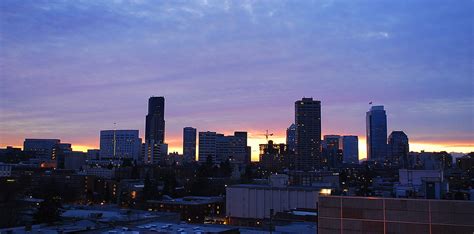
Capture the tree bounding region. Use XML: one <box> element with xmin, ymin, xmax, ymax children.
<box><xmin>103</xmin><ymin>183</ymin><xmax>110</xmax><ymax>202</ymax></box>
<box><xmin>142</xmin><ymin>173</ymin><xmax>158</xmax><ymax>201</ymax></box>
<box><xmin>162</xmin><ymin>171</ymin><xmax>177</xmax><ymax>196</ymax></box>
<box><xmin>121</xmin><ymin>158</ymin><xmax>133</xmax><ymax>167</ymax></box>
<box><xmin>34</xmin><ymin>197</ymin><xmax>61</xmax><ymax>224</ymax></box>
<box><xmin>131</xmin><ymin>165</ymin><xmax>140</xmax><ymax>179</ymax></box>
<box><xmin>241</xmin><ymin>165</ymin><xmax>254</xmax><ymax>183</ymax></box>
<box><xmin>197</xmin><ymin>155</ymin><xmax>214</xmax><ymax>177</ymax></box>
<box><xmin>219</xmin><ymin>159</ymin><xmax>232</xmax><ymax>177</ymax></box>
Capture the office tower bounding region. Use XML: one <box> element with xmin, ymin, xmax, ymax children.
<box><xmin>341</xmin><ymin>135</ymin><xmax>359</xmax><ymax>164</ymax></box>
<box><xmin>295</xmin><ymin>98</ymin><xmax>322</xmax><ymax>170</ymax></box>
<box><xmin>246</xmin><ymin>146</ymin><xmax>252</xmax><ymax>164</ymax></box>
<box><xmin>323</xmin><ymin>135</ymin><xmax>340</xmax><ymax>149</ymax></box>
<box><xmin>323</xmin><ymin>135</ymin><xmax>343</xmax><ymax>168</ymax></box>
<box><xmin>99</xmin><ymin>130</ymin><xmax>141</xmax><ymax>163</ymax></box>
<box><xmin>87</xmin><ymin>149</ymin><xmax>100</xmax><ymax>161</ymax></box>
<box><xmin>366</xmin><ymin>105</ymin><xmax>387</xmax><ymax>162</ymax></box>
<box><xmin>64</xmin><ymin>151</ymin><xmax>86</xmax><ymax>170</ymax></box>
<box><xmin>56</xmin><ymin>143</ymin><xmax>72</xmax><ymax>169</ymax></box>
<box><xmin>142</xmin><ymin>141</ymin><xmax>164</xmax><ymax>164</ymax></box>
<box><xmin>456</xmin><ymin>153</ymin><xmax>474</xmax><ymax>171</ymax></box>
<box><xmin>160</xmin><ymin>143</ymin><xmax>168</xmax><ymax>159</ymax></box>
<box><xmin>183</xmin><ymin>127</ymin><xmax>197</xmax><ymax>162</ymax></box>
<box><xmin>198</xmin><ymin>131</ymin><xmax>249</xmax><ymax>164</ymax></box>
<box><xmin>199</xmin><ymin>131</ymin><xmax>218</xmax><ymax>164</ymax></box>
<box><xmin>259</xmin><ymin>140</ymin><xmax>288</xmax><ymax>171</ymax></box>
<box><xmin>23</xmin><ymin>139</ymin><xmax>61</xmax><ymax>161</ymax></box>
<box><xmin>145</xmin><ymin>96</ymin><xmax>165</xmax><ymax>144</ymax></box>
<box><xmin>230</xmin><ymin>131</ymin><xmax>248</xmax><ymax>164</ymax></box>
<box><xmin>388</xmin><ymin>131</ymin><xmax>409</xmax><ymax>167</ymax></box>
<box><xmin>407</xmin><ymin>151</ymin><xmax>452</xmax><ymax>170</ymax></box>
<box><xmin>286</xmin><ymin>123</ymin><xmax>296</xmax><ymax>153</ymax></box>
<box><xmin>58</xmin><ymin>143</ymin><xmax>72</xmax><ymax>152</ymax></box>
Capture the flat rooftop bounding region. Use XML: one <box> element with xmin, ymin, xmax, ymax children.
<box><xmin>228</xmin><ymin>184</ymin><xmax>331</xmax><ymax>191</ymax></box>
<box><xmin>106</xmin><ymin>221</ymin><xmax>237</xmax><ymax>233</ymax></box>
<box><xmin>148</xmin><ymin>196</ymin><xmax>224</xmax><ymax>205</ymax></box>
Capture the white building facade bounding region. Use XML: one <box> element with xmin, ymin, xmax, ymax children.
<box><xmin>226</xmin><ymin>176</ymin><xmax>327</xmax><ymax>225</ymax></box>
<box><xmin>99</xmin><ymin>130</ymin><xmax>141</xmax><ymax>163</ymax></box>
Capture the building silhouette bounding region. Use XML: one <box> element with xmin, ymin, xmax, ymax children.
<box><xmin>99</xmin><ymin>130</ymin><xmax>141</xmax><ymax>163</ymax></box>
<box><xmin>145</xmin><ymin>96</ymin><xmax>165</xmax><ymax>144</ymax></box>
<box><xmin>295</xmin><ymin>98</ymin><xmax>322</xmax><ymax>170</ymax></box>
<box><xmin>366</xmin><ymin>105</ymin><xmax>387</xmax><ymax>162</ymax></box>
<box><xmin>142</xmin><ymin>141</ymin><xmax>167</xmax><ymax>164</ymax></box>
<box><xmin>23</xmin><ymin>139</ymin><xmax>60</xmax><ymax>161</ymax></box>
<box><xmin>198</xmin><ymin>131</ymin><xmax>248</xmax><ymax>165</ymax></box>
<box><xmin>198</xmin><ymin>131</ymin><xmax>218</xmax><ymax>164</ymax></box>
<box><xmin>322</xmin><ymin>135</ymin><xmax>342</xmax><ymax>168</ymax></box>
<box><xmin>341</xmin><ymin>135</ymin><xmax>359</xmax><ymax>164</ymax></box>
<box><xmin>286</xmin><ymin>123</ymin><xmax>296</xmax><ymax>153</ymax></box>
<box><xmin>183</xmin><ymin>127</ymin><xmax>197</xmax><ymax>162</ymax></box>
<box><xmin>388</xmin><ymin>131</ymin><xmax>409</xmax><ymax>167</ymax></box>
<box><xmin>259</xmin><ymin>140</ymin><xmax>288</xmax><ymax>171</ymax></box>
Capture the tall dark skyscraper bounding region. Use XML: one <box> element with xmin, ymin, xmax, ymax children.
<box><xmin>366</xmin><ymin>105</ymin><xmax>387</xmax><ymax>162</ymax></box>
<box><xmin>286</xmin><ymin>123</ymin><xmax>296</xmax><ymax>153</ymax></box>
<box><xmin>341</xmin><ymin>135</ymin><xmax>359</xmax><ymax>164</ymax></box>
<box><xmin>183</xmin><ymin>127</ymin><xmax>197</xmax><ymax>162</ymax></box>
<box><xmin>145</xmin><ymin>96</ymin><xmax>165</xmax><ymax>143</ymax></box>
<box><xmin>322</xmin><ymin>135</ymin><xmax>343</xmax><ymax>168</ymax></box>
<box><xmin>388</xmin><ymin>131</ymin><xmax>409</xmax><ymax>167</ymax></box>
<box><xmin>295</xmin><ymin>98</ymin><xmax>322</xmax><ymax>171</ymax></box>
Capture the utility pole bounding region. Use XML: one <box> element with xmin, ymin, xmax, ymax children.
<box><xmin>269</xmin><ymin>208</ymin><xmax>274</xmax><ymax>234</ymax></box>
<box><xmin>113</xmin><ymin>122</ymin><xmax>117</xmax><ymax>166</ymax></box>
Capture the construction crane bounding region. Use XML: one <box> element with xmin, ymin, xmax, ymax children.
<box><xmin>263</xmin><ymin>130</ymin><xmax>274</xmax><ymax>141</ymax></box>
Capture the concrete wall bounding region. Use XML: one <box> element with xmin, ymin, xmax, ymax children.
<box><xmin>318</xmin><ymin>196</ymin><xmax>474</xmax><ymax>234</ymax></box>
<box><xmin>226</xmin><ymin>185</ymin><xmax>319</xmax><ymax>219</ymax></box>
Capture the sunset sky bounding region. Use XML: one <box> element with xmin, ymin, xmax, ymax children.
<box><xmin>1</xmin><ymin>0</ymin><xmax>473</xmax><ymax>161</ymax></box>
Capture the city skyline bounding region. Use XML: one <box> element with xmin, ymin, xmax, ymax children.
<box><xmin>1</xmin><ymin>1</ymin><xmax>473</xmax><ymax>161</ymax></box>
<box><xmin>1</xmin><ymin>97</ymin><xmax>472</xmax><ymax>161</ymax></box>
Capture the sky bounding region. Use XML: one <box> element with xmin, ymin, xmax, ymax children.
<box><xmin>0</xmin><ymin>0</ymin><xmax>473</xmax><ymax>161</ymax></box>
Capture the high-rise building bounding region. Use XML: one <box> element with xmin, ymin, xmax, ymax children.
<box><xmin>145</xmin><ymin>96</ymin><xmax>165</xmax><ymax>144</ymax></box>
<box><xmin>56</xmin><ymin>143</ymin><xmax>72</xmax><ymax>168</ymax></box>
<box><xmin>198</xmin><ymin>131</ymin><xmax>249</xmax><ymax>164</ymax></box>
<box><xmin>366</xmin><ymin>105</ymin><xmax>387</xmax><ymax>162</ymax></box>
<box><xmin>341</xmin><ymin>135</ymin><xmax>359</xmax><ymax>164</ymax></box>
<box><xmin>142</xmin><ymin>141</ymin><xmax>167</xmax><ymax>164</ymax></box>
<box><xmin>286</xmin><ymin>123</ymin><xmax>296</xmax><ymax>153</ymax></box>
<box><xmin>295</xmin><ymin>98</ymin><xmax>322</xmax><ymax>170</ymax></box>
<box><xmin>23</xmin><ymin>139</ymin><xmax>61</xmax><ymax>161</ymax></box>
<box><xmin>230</xmin><ymin>131</ymin><xmax>249</xmax><ymax>164</ymax></box>
<box><xmin>64</xmin><ymin>151</ymin><xmax>86</xmax><ymax>170</ymax></box>
<box><xmin>259</xmin><ymin>140</ymin><xmax>288</xmax><ymax>171</ymax></box>
<box><xmin>322</xmin><ymin>135</ymin><xmax>343</xmax><ymax>168</ymax></box>
<box><xmin>183</xmin><ymin>127</ymin><xmax>197</xmax><ymax>162</ymax></box>
<box><xmin>198</xmin><ymin>131</ymin><xmax>218</xmax><ymax>164</ymax></box>
<box><xmin>388</xmin><ymin>131</ymin><xmax>409</xmax><ymax>167</ymax></box>
<box><xmin>323</xmin><ymin>135</ymin><xmax>340</xmax><ymax>149</ymax></box>
<box><xmin>99</xmin><ymin>130</ymin><xmax>141</xmax><ymax>163</ymax></box>
<box><xmin>407</xmin><ymin>151</ymin><xmax>452</xmax><ymax>170</ymax></box>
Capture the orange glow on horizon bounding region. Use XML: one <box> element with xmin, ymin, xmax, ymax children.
<box><xmin>1</xmin><ymin>134</ymin><xmax>472</xmax><ymax>162</ymax></box>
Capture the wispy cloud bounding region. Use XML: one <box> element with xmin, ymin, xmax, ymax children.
<box><xmin>0</xmin><ymin>0</ymin><xmax>472</xmax><ymax>156</ymax></box>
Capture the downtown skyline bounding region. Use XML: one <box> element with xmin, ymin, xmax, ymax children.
<box><xmin>1</xmin><ymin>96</ymin><xmax>472</xmax><ymax>161</ymax></box>
<box><xmin>1</xmin><ymin>1</ymin><xmax>473</xmax><ymax>160</ymax></box>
